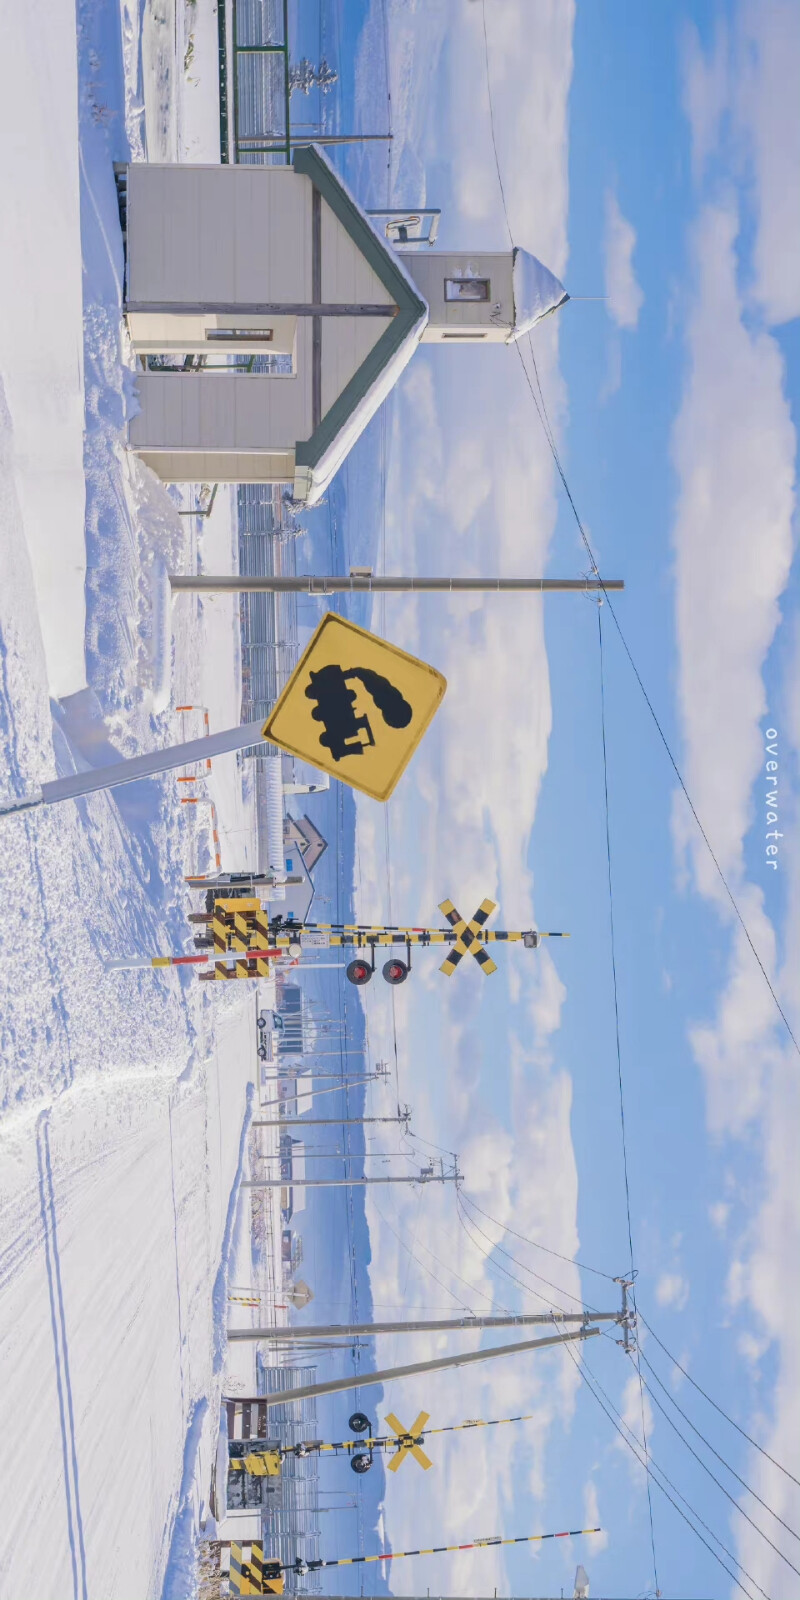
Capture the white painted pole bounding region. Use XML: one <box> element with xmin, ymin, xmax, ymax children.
<box><xmin>0</xmin><ymin>720</ymin><xmax>268</xmax><ymax>817</ymax></box>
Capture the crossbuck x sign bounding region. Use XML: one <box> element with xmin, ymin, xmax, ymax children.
<box><xmin>438</xmin><ymin>898</ymin><xmax>499</xmax><ymax>977</ymax></box>
<box><xmin>385</xmin><ymin>1411</ymin><xmax>433</xmax><ymax>1473</ymax></box>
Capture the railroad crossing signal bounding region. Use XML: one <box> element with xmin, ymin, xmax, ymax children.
<box><xmin>261</xmin><ymin>612</ymin><xmax>447</xmax><ymax>801</ymax></box>
<box><xmin>186</xmin><ymin>894</ymin><xmax>567</xmax><ymax>983</ymax></box>
<box><xmin>385</xmin><ymin>1410</ymin><xmax>433</xmax><ymax>1472</ymax></box>
<box><xmin>438</xmin><ymin>897</ymin><xmax>498</xmax><ymax>976</ymax></box>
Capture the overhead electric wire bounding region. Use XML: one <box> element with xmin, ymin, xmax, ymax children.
<box><xmin>455</xmin><ymin>1192</ymin><xmax>565</xmax><ymax>1318</ymax></box>
<box><xmin>633</xmin><ymin>1360</ymin><xmax>800</xmax><ymax>1575</ymax></box>
<box><xmin>459</xmin><ymin>1187</ymin><xmax>618</xmax><ymax>1282</ymax></box>
<box><xmin>478</xmin><ymin>19</ymin><xmax>662</xmax><ymax>1579</ymax></box>
<box><xmin>457</xmin><ymin>1190</ymin><xmax>603</xmax><ymax>1315</ymax></box>
<box><xmin>596</xmin><ymin>602</ymin><xmax>661</xmax><ymax>1594</ymax></box>
<box><xmin>480</xmin><ymin>0</ymin><xmax>513</xmax><ymax>247</ymax></box>
<box><xmin>367</xmin><ymin>1193</ymin><xmax>488</xmax><ymax>1315</ymax></box>
<box><xmin>453</xmin><ymin>1192</ymin><xmax>770</xmax><ymax>1600</ymax></box>
<box><xmin>563</xmin><ymin>1339</ymin><xmax>769</xmax><ymax>1600</ymax></box>
<box><xmin>639</xmin><ymin>1344</ymin><xmax>800</xmax><ymax>1542</ymax></box>
<box><xmin>513</xmin><ymin>332</ymin><xmax>800</xmax><ymax>1065</ymax></box>
<box><xmin>638</xmin><ymin>1313</ymin><xmax>800</xmax><ymax>1493</ymax></box>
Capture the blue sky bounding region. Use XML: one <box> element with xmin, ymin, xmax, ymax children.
<box><xmin>293</xmin><ymin>3</ymin><xmax>800</xmax><ymax>1596</ymax></box>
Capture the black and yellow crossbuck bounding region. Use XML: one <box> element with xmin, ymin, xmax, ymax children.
<box><xmin>385</xmin><ymin>1410</ymin><xmax>433</xmax><ymax>1473</ymax></box>
<box><xmin>438</xmin><ymin>898</ymin><xmax>499</xmax><ymax>977</ymax></box>
<box><xmin>227</xmin><ymin>1542</ymin><xmax>284</xmax><ymax>1596</ymax></box>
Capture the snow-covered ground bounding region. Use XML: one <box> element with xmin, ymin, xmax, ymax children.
<box><xmin>0</xmin><ymin>1</ymin><xmax>272</xmax><ymax>1595</ymax></box>
<box><xmin>0</xmin><ymin>998</ymin><xmax>256</xmax><ymax>1600</ymax></box>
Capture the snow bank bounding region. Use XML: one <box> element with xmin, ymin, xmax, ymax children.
<box><xmin>0</xmin><ymin>0</ymin><xmax>87</xmax><ymax>697</ymax></box>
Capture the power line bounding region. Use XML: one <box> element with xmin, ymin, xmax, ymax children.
<box><xmin>455</xmin><ymin>1194</ymin><xmax>572</xmax><ymax>1322</ymax></box>
<box><xmin>367</xmin><ymin>1192</ymin><xmax>487</xmax><ymax>1315</ymax></box>
<box><xmin>459</xmin><ymin>1188</ymin><xmax>618</xmax><ymax>1282</ymax></box>
<box><xmin>480</xmin><ymin>0</ymin><xmax>513</xmax><ymax>247</ymax></box>
<box><xmin>634</xmin><ymin>1357</ymin><xmax>800</xmax><ymax>1575</ymax></box>
<box><xmin>638</xmin><ymin>1313</ymin><xmax>800</xmax><ymax>1492</ymax></box>
<box><xmin>597</xmin><ymin>603</ymin><xmax>660</xmax><ymax>1597</ymax></box>
<box><xmin>513</xmin><ymin>334</ymin><xmax>800</xmax><ymax>1065</ymax></box>
<box><xmin>566</xmin><ymin>1340</ymin><xmax>768</xmax><ymax>1600</ymax></box>
<box><xmin>457</xmin><ymin>1191</ymin><xmax>602</xmax><ymax>1315</ymax></box>
<box><xmin>441</xmin><ymin>1205</ymin><xmax>769</xmax><ymax>1600</ymax></box>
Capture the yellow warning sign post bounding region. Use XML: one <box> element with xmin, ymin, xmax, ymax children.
<box><xmin>261</xmin><ymin>613</ymin><xmax>447</xmax><ymax>802</ymax></box>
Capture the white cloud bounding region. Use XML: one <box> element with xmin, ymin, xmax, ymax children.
<box><xmin>708</xmin><ymin>1200</ymin><xmax>730</xmax><ymax>1233</ymax></box>
<box><xmin>654</xmin><ymin>1272</ymin><xmax>690</xmax><ymax>1312</ymax></box>
<box><xmin>582</xmin><ymin>1479</ymin><xmax>609</xmax><ymax>1552</ymax></box>
<box><xmin>673</xmin><ymin>22</ymin><xmax>800</xmax><ymax>1595</ymax></box>
<box><xmin>614</xmin><ymin>1371</ymin><xmax>654</xmax><ymax>1484</ymax></box>
<box><xmin>603</xmin><ymin>191</ymin><xmax>644</xmax><ymax>330</ymax></box>
<box><xmin>737</xmin><ymin>0</ymin><xmax>800</xmax><ymax>324</ymax></box>
<box><xmin>682</xmin><ymin>4</ymin><xmax>800</xmax><ymax>324</ymax></box>
<box><xmin>671</xmin><ymin>199</ymin><xmax>795</xmax><ymax>896</ymax></box>
<box><xmin>680</xmin><ymin>17</ymin><xmax>729</xmax><ymax>183</ymax></box>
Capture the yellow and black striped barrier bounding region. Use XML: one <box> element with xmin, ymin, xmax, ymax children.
<box><xmin>227</xmin><ymin>1542</ymin><xmax>284</xmax><ymax>1595</ymax></box>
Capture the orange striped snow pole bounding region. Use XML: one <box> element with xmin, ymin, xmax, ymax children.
<box><xmin>280</xmin><ymin>1526</ymin><xmax>601</xmax><ymax>1576</ymax></box>
<box><xmin>106</xmin><ymin>946</ymin><xmax>281</xmax><ymax>973</ymax></box>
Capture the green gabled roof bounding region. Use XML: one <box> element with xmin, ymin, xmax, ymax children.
<box><xmin>291</xmin><ymin>145</ymin><xmax>428</xmax><ymax>492</ymax></box>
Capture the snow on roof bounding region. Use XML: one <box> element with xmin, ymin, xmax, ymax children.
<box><xmin>509</xmin><ymin>247</ymin><xmax>569</xmax><ymax>342</ymax></box>
<box><xmin>292</xmin><ymin>146</ymin><xmax>428</xmax><ymax>507</ymax></box>
<box><xmin>293</xmin><ymin>314</ymin><xmax>427</xmax><ymax>506</ymax></box>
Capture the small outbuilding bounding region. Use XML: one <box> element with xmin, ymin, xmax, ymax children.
<box><xmin>123</xmin><ymin>145</ymin><xmax>567</xmax><ymax>505</ymax></box>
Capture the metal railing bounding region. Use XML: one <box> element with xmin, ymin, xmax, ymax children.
<box><xmin>222</xmin><ymin>0</ymin><xmax>291</xmax><ymax>164</ymax></box>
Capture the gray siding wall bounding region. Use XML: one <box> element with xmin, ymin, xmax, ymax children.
<box><xmin>127</xmin><ymin>165</ymin><xmax>312</xmax><ymax>305</ymax></box>
<box><xmin>405</xmin><ymin>252</ymin><xmax>514</xmax><ymax>332</ymax></box>
<box><xmin>130</xmin><ymin>326</ymin><xmax>313</xmax><ymax>453</ymax></box>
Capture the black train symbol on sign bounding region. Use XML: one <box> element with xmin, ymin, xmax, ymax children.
<box><xmin>305</xmin><ymin>664</ymin><xmax>413</xmax><ymax>760</ymax></box>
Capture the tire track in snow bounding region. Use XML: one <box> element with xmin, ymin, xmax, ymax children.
<box><xmin>35</xmin><ymin>1111</ymin><xmax>88</xmax><ymax>1600</ymax></box>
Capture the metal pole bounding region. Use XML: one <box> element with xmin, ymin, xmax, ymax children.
<box><xmin>289</xmin><ymin>133</ymin><xmax>393</xmax><ymax>146</ymax></box>
<box><xmin>169</xmin><ymin>574</ymin><xmax>624</xmax><ymax>595</ymax></box>
<box><xmin>228</xmin><ymin>1311</ymin><xmax>619</xmax><ymax>1341</ymax></box>
<box><xmin>0</xmin><ymin>719</ymin><xmax>267</xmax><ymax>817</ymax></box>
<box><xmin>240</xmin><ymin>1173</ymin><xmax>458</xmax><ymax>1188</ymax></box>
<box><xmin>251</xmin><ymin>1115</ymin><xmax>408</xmax><ymax>1127</ymax></box>
<box><xmin>257</xmin><ymin>1078</ymin><xmax>381</xmax><ymax>1111</ymax></box>
<box><xmin>224</xmin><ymin>1326</ymin><xmax>600</xmax><ymax>1406</ymax></box>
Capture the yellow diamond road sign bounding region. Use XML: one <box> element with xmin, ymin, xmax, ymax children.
<box><xmin>262</xmin><ymin>612</ymin><xmax>447</xmax><ymax>802</ymax></box>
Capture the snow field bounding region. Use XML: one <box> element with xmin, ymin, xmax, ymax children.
<box><xmin>0</xmin><ymin>0</ymin><xmax>276</xmax><ymax>1596</ymax></box>
<box><xmin>0</xmin><ymin>994</ymin><xmax>257</xmax><ymax>1600</ymax></box>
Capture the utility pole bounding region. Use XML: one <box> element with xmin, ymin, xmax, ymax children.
<box><xmin>240</xmin><ymin>1169</ymin><xmax>459</xmax><ymax>1189</ymax></box>
<box><xmin>257</xmin><ymin>1077</ymin><xmax>383</xmax><ymax>1112</ymax></box>
<box><xmin>251</xmin><ymin>1112</ymin><xmax>410</xmax><ymax>1128</ymax></box>
<box><xmin>224</xmin><ymin>1325</ymin><xmax>599</xmax><ymax>1406</ymax></box>
<box><xmin>169</xmin><ymin>573</ymin><xmax>624</xmax><ymax>596</ymax></box>
<box><xmin>228</xmin><ymin>1309</ymin><xmax>623</xmax><ymax>1341</ymax></box>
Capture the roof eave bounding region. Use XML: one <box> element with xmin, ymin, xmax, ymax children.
<box><xmin>291</xmin><ymin>145</ymin><xmax>428</xmax><ymax>502</ymax></box>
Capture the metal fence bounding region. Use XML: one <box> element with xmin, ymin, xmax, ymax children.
<box><xmin>237</xmin><ymin>485</ymin><xmax>304</xmax><ymax>872</ymax></box>
<box><xmin>238</xmin><ymin>487</ymin><xmax>301</xmax><ymax>735</ymax></box>
<box><xmin>258</xmin><ymin>1365</ymin><xmax>322</xmax><ymax>1591</ymax></box>
<box><xmin>222</xmin><ymin>0</ymin><xmax>290</xmax><ymax>164</ymax></box>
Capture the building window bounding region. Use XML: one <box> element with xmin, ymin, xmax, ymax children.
<box><xmin>442</xmin><ymin>332</ymin><xmax>487</xmax><ymax>339</ymax></box>
<box><xmin>444</xmin><ymin>277</ymin><xmax>490</xmax><ymax>302</ymax></box>
<box><xmin>206</xmin><ymin>328</ymin><xmax>274</xmax><ymax>342</ymax></box>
